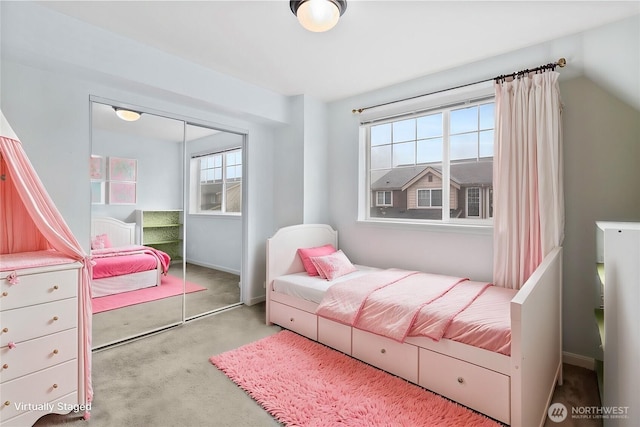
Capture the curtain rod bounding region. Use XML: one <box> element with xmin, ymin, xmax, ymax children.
<box><xmin>352</xmin><ymin>57</ymin><xmax>567</xmax><ymax>114</ymax></box>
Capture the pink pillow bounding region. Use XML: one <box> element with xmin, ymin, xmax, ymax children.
<box><xmin>91</xmin><ymin>233</ymin><xmax>112</xmax><ymax>250</ymax></box>
<box><xmin>310</xmin><ymin>250</ymin><xmax>357</xmax><ymax>281</ymax></box>
<box><xmin>297</xmin><ymin>244</ymin><xmax>337</xmax><ymax>276</ymax></box>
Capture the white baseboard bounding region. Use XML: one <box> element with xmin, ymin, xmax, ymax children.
<box><xmin>563</xmin><ymin>351</ymin><xmax>595</xmax><ymax>370</ymax></box>
<box><xmin>184</xmin><ymin>259</ymin><xmax>240</xmax><ymax>276</ymax></box>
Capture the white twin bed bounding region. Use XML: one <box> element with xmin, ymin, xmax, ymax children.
<box><xmin>90</xmin><ymin>217</ymin><xmax>165</xmax><ymax>298</ymax></box>
<box><xmin>266</xmin><ymin>223</ymin><xmax>563</xmax><ymax>427</ymax></box>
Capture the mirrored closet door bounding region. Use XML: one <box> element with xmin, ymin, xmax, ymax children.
<box><xmin>90</xmin><ymin>101</ymin><xmax>186</xmax><ymax>348</ymax></box>
<box><xmin>90</xmin><ymin>101</ymin><xmax>244</xmax><ymax>349</ymax></box>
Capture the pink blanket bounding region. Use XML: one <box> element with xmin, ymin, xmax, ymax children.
<box><xmin>316</xmin><ymin>269</ymin><xmax>490</xmax><ymax>343</ymax></box>
<box><xmin>91</xmin><ymin>245</ymin><xmax>170</xmax><ymax>279</ymax></box>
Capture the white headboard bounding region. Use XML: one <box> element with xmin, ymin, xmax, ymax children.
<box><xmin>91</xmin><ymin>217</ymin><xmax>136</xmax><ymax>248</ymax></box>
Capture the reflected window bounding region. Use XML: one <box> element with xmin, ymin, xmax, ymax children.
<box><xmin>192</xmin><ymin>148</ymin><xmax>242</xmax><ymax>214</ymax></box>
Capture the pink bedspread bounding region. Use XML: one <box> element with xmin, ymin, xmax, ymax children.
<box><xmin>316</xmin><ymin>269</ymin><xmax>498</xmax><ymax>347</ymax></box>
<box><xmin>91</xmin><ymin>245</ymin><xmax>170</xmax><ymax>279</ymax></box>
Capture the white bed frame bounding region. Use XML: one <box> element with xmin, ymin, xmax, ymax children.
<box><xmin>90</xmin><ymin>217</ymin><xmax>161</xmax><ymax>297</ymax></box>
<box><xmin>266</xmin><ymin>224</ymin><xmax>563</xmax><ymax>427</ymax></box>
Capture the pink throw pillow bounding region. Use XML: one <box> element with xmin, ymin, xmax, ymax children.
<box><xmin>91</xmin><ymin>233</ymin><xmax>112</xmax><ymax>250</ymax></box>
<box><xmin>310</xmin><ymin>250</ymin><xmax>357</xmax><ymax>281</ymax></box>
<box><xmin>297</xmin><ymin>244</ymin><xmax>337</xmax><ymax>276</ymax></box>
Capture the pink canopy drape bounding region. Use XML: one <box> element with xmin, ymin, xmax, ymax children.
<box><xmin>0</xmin><ymin>131</ymin><xmax>93</xmax><ymax>409</ymax></box>
<box><xmin>493</xmin><ymin>71</ymin><xmax>564</xmax><ymax>289</ymax></box>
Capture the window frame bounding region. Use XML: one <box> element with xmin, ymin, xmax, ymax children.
<box><xmin>357</xmin><ymin>81</ymin><xmax>495</xmax><ymax>232</ymax></box>
<box><xmin>376</xmin><ymin>190</ymin><xmax>393</xmax><ymax>207</ymax></box>
<box><xmin>190</xmin><ymin>147</ymin><xmax>242</xmax><ymax>216</ymax></box>
<box><xmin>416</xmin><ymin>188</ymin><xmax>442</xmax><ymax>208</ymax></box>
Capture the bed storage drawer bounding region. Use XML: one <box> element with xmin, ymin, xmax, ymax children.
<box><xmin>270</xmin><ymin>301</ymin><xmax>317</xmax><ymax>340</ymax></box>
<box><xmin>419</xmin><ymin>348</ymin><xmax>510</xmax><ymax>424</ymax></box>
<box><xmin>318</xmin><ymin>317</ymin><xmax>351</xmax><ymax>355</ymax></box>
<box><xmin>352</xmin><ymin>328</ymin><xmax>418</xmax><ymax>383</ymax></box>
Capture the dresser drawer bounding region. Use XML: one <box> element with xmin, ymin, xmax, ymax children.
<box><xmin>419</xmin><ymin>348</ymin><xmax>510</xmax><ymax>424</ymax></box>
<box><xmin>1</xmin><ymin>328</ymin><xmax>77</xmax><ymax>383</ymax></box>
<box><xmin>270</xmin><ymin>301</ymin><xmax>317</xmax><ymax>340</ymax></box>
<box><xmin>1</xmin><ymin>298</ymin><xmax>77</xmax><ymax>346</ymax></box>
<box><xmin>318</xmin><ymin>317</ymin><xmax>351</xmax><ymax>355</ymax></box>
<box><xmin>1</xmin><ymin>268</ymin><xmax>78</xmax><ymax>310</ymax></box>
<box><xmin>0</xmin><ymin>359</ymin><xmax>78</xmax><ymax>422</ymax></box>
<box><xmin>352</xmin><ymin>328</ymin><xmax>418</xmax><ymax>383</ymax></box>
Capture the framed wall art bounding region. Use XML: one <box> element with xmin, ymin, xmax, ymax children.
<box><xmin>108</xmin><ymin>157</ymin><xmax>137</xmax><ymax>182</ymax></box>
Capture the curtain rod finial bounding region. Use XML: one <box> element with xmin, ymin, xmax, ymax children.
<box><xmin>557</xmin><ymin>58</ymin><xmax>567</xmax><ymax>68</ymax></box>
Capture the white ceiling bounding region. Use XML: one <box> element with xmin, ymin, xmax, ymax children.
<box><xmin>41</xmin><ymin>1</ymin><xmax>639</xmax><ymax>102</ymax></box>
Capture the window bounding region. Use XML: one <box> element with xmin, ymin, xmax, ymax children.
<box><xmin>417</xmin><ymin>189</ymin><xmax>442</xmax><ymax>207</ymax></box>
<box><xmin>376</xmin><ymin>191</ymin><xmax>392</xmax><ymax>206</ymax></box>
<box><xmin>191</xmin><ymin>148</ymin><xmax>242</xmax><ymax>214</ymax></box>
<box><xmin>361</xmin><ymin>83</ymin><xmax>494</xmax><ymax>224</ymax></box>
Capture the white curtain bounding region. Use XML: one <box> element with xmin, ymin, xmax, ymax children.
<box><xmin>493</xmin><ymin>71</ymin><xmax>564</xmax><ymax>289</ymax></box>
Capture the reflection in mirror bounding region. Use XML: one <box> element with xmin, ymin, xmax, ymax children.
<box><xmin>183</xmin><ymin>124</ymin><xmax>243</xmax><ymax>319</ymax></box>
<box><xmin>90</xmin><ymin>101</ymin><xmax>186</xmax><ymax>349</ymax></box>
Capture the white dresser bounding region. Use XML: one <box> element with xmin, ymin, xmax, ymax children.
<box><xmin>0</xmin><ymin>252</ymin><xmax>83</xmax><ymax>427</ymax></box>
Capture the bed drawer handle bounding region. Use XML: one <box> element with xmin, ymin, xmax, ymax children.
<box><xmin>52</xmin><ymin>316</ymin><xmax>59</xmax><ymax>321</ymax></box>
<box><xmin>4</xmin><ymin>401</ymin><xmax>9</xmax><ymax>407</ymax></box>
<box><xmin>52</xmin><ymin>383</ymin><xmax>58</xmax><ymax>389</ymax></box>
<box><xmin>289</xmin><ymin>317</ymin><xmax>295</xmax><ymax>322</ymax></box>
<box><xmin>53</xmin><ymin>349</ymin><xmax>59</xmax><ymax>355</ymax></box>
<box><xmin>2</xmin><ymin>291</ymin><xmax>7</xmax><ymax>297</ymax></box>
<box><xmin>380</xmin><ymin>348</ymin><xmax>386</xmax><ymax>354</ymax></box>
<box><xmin>53</xmin><ymin>285</ymin><xmax>59</xmax><ymax>290</ymax></box>
<box><xmin>457</xmin><ymin>377</ymin><xmax>464</xmax><ymax>384</ymax></box>
<box><xmin>2</xmin><ymin>364</ymin><xmax>8</xmax><ymax>369</ymax></box>
<box><xmin>2</xmin><ymin>328</ymin><xmax>7</xmax><ymax>333</ymax></box>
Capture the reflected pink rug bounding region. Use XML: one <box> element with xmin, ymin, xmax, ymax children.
<box><xmin>92</xmin><ymin>275</ymin><xmax>206</xmax><ymax>314</ymax></box>
<box><xmin>210</xmin><ymin>330</ymin><xmax>500</xmax><ymax>427</ymax></box>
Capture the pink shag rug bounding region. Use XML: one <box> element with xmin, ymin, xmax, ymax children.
<box><xmin>92</xmin><ymin>275</ymin><xmax>206</xmax><ymax>314</ymax></box>
<box><xmin>210</xmin><ymin>330</ymin><xmax>501</xmax><ymax>427</ymax></box>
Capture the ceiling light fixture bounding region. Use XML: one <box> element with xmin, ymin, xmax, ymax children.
<box><xmin>113</xmin><ymin>107</ymin><xmax>142</xmax><ymax>122</ymax></box>
<box><xmin>290</xmin><ymin>0</ymin><xmax>347</xmax><ymax>33</ymax></box>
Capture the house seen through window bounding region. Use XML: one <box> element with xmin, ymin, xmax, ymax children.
<box><xmin>364</xmin><ymin>95</ymin><xmax>494</xmax><ymax>223</ymax></box>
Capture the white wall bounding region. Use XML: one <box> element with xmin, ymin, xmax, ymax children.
<box><xmin>0</xmin><ymin>1</ymin><xmax>290</xmax><ymax>306</ymax></box>
<box><xmin>91</xmin><ymin>128</ymin><xmax>183</xmax><ymax>222</ymax></box>
<box><xmin>326</xmin><ymin>15</ymin><xmax>640</xmax><ymax>359</ymax></box>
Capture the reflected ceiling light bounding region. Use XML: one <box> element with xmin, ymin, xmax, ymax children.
<box><xmin>290</xmin><ymin>0</ymin><xmax>347</xmax><ymax>33</ymax></box>
<box><xmin>113</xmin><ymin>107</ymin><xmax>142</xmax><ymax>122</ymax></box>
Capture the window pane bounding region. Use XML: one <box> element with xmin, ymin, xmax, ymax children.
<box><xmin>371</xmin><ymin>123</ymin><xmax>391</xmax><ymax>146</ymax></box>
<box><xmin>213</xmin><ymin>155</ymin><xmax>222</xmax><ymax>167</ymax></box>
<box><xmin>200</xmin><ymin>182</ymin><xmax>222</xmax><ymax>211</ymax></box>
<box><xmin>450</xmin><ymin>133</ymin><xmax>478</xmax><ymax>161</ymax></box>
<box><xmin>479</xmin><ymin>130</ymin><xmax>494</xmax><ymax>158</ymax></box>
<box><xmin>451</xmin><ymin>106</ymin><xmax>478</xmax><ymax>134</ymax></box>
<box><xmin>371</xmin><ymin>145</ymin><xmax>392</xmax><ymax>170</ymax></box>
<box><xmin>479</xmin><ymin>103</ymin><xmax>494</xmax><ymax>130</ymax></box>
<box><xmin>392</xmin><ymin>119</ymin><xmax>415</xmax><ymax>143</ymax></box>
<box><xmin>417</xmin><ymin>189</ymin><xmax>429</xmax><ymax>207</ymax></box>
<box><xmin>417</xmin><ymin>138</ymin><xmax>442</xmax><ymax>163</ymax></box>
<box><xmin>393</xmin><ymin>141</ymin><xmax>415</xmax><ymax>167</ymax></box>
<box><xmin>225</xmin><ymin>181</ymin><xmax>242</xmax><ymax>213</ymax></box>
<box><xmin>417</xmin><ymin>113</ymin><xmax>442</xmax><ymax>139</ymax></box>
<box><xmin>431</xmin><ymin>189</ymin><xmax>442</xmax><ymax>207</ymax></box>
<box><xmin>214</xmin><ymin>168</ymin><xmax>222</xmax><ymax>181</ymax></box>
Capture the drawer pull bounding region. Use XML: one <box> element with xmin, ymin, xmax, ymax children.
<box><xmin>4</xmin><ymin>401</ymin><xmax>9</xmax><ymax>407</ymax></box>
<box><xmin>380</xmin><ymin>348</ymin><xmax>386</xmax><ymax>354</ymax></box>
<box><xmin>2</xmin><ymin>328</ymin><xmax>7</xmax><ymax>333</ymax></box>
<box><xmin>8</xmin><ymin>342</ymin><xmax>16</xmax><ymax>349</ymax></box>
<box><xmin>53</xmin><ymin>285</ymin><xmax>59</xmax><ymax>290</ymax></box>
<box><xmin>2</xmin><ymin>291</ymin><xmax>7</xmax><ymax>297</ymax></box>
<box><xmin>2</xmin><ymin>364</ymin><xmax>8</xmax><ymax>369</ymax></box>
<box><xmin>53</xmin><ymin>349</ymin><xmax>59</xmax><ymax>355</ymax></box>
<box><xmin>52</xmin><ymin>383</ymin><xmax>58</xmax><ymax>389</ymax></box>
<box><xmin>457</xmin><ymin>377</ymin><xmax>464</xmax><ymax>384</ymax></box>
<box><xmin>289</xmin><ymin>317</ymin><xmax>295</xmax><ymax>322</ymax></box>
<box><xmin>52</xmin><ymin>316</ymin><xmax>59</xmax><ymax>321</ymax></box>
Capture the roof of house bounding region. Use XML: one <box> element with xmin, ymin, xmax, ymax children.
<box><xmin>371</xmin><ymin>161</ymin><xmax>493</xmax><ymax>191</ymax></box>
